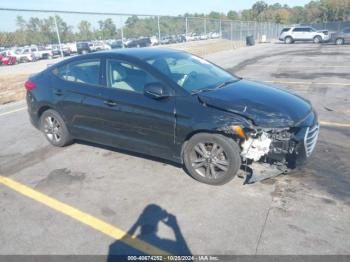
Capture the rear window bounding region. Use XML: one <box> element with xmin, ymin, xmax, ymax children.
<box><xmin>77</xmin><ymin>43</ymin><xmax>89</xmax><ymax>48</ymax></box>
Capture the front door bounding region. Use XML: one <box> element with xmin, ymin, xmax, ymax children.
<box><xmin>82</xmin><ymin>58</ymin><xmax>176</xmax><ymax>158</ymax></box>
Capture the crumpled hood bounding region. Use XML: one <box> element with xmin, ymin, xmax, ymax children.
<box><xmin>198</xmin><ymin>79</ymin><xmax>312</xmax><ymax>128</ymax></box>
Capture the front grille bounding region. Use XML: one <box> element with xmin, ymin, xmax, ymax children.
<box><xmin>304</xmin><ymin>124</ymin><xmax>320</xmax><ymax>157</ymax></box>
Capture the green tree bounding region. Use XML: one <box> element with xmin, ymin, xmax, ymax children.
<box><xmin>97</xmin><ymin>18</ymin><xmax>117</xmax><ymax>39</ymax></box>
<box><xmin>227</xmin><ymin>10</ymin><xmax>239</xmax><ymax>20</ymax></box>
<box><xmin>78</xmin><ymin>20</ymin><xmax>93</xmax><ymax>40</ymax></box>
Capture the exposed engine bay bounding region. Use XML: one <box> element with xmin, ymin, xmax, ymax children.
<box><xmin>233</xmin><ymin>125</ymin><xmax>318</xmax><ymax>184</ymax></box>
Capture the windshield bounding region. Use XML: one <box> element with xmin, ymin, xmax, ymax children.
<box><xmin>145</xmin><ymin>52</ymin><xmax>238</xmax><ymax>93</ymax></box>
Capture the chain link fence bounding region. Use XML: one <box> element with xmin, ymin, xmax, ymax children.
<box><xmin>0</xmin><ymin>8</ymin><xmax>285</xmax><ymax>57</ymax></box>
<box><xmin>302</xmin><ymin>21</ymin><xmax>350</xmax><ymax>32</ymax></box>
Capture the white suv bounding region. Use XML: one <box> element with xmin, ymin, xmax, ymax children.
<box><xmin>279</xmin><ymin>26</ymin><xmax>330</xmax><ymax>44</ymax></box>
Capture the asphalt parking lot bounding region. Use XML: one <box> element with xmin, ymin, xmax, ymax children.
<box><xmin>0</xmin><ymin>43</ymin><xmax>350</xmax><ymax>256</ymax></box>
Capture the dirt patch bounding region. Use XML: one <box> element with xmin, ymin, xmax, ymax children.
<box><xmin>0</xmin><ymin>145</ymin><xmax>62</xmax><ymax>176</ymax></box>
<box><xmin>0</xmin><ymin>74</ymin><xmax>28</xmax><ymax>104</ymax></box>
<box><xmin>169</xmin><ymin>39</ymin><xmax>245</xmax><ymax>57</ymax></box>
<box><xmin>35</xmin><ymin>168</ymin><xmax>86</xmax><ymax>191</ymax></box>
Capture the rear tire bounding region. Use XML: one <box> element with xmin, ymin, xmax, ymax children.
<box><xmin>313</xmin><ymin>36</ymin><xmax>322</xmax><ymax>44</ymax></box>
<box><xmin>335</xmin><ymin>38</ymin><xmax>344</xmax><ymax>45</ymax></box>
<box><xmin>284</xmin><ymin>36</ymin><xmax>293</xmax><ymax>44</ymax></box>
<box><xmin>40</xmin><ymin>109</ymin><xmax>73</xmax><ymax>147</ymax></box>
<box><xmin>183</xmin><ymin>133</ymin><xmax>241</xmax><ymax>186</ymax></box>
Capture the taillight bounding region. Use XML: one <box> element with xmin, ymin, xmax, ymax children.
<box><xmin>24</xmin><ymin>80</ymin><xmax>37</xmax><ymax>91</ymax></box>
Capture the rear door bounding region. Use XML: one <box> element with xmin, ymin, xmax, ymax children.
<box><xmin>51</xmin><ymin>58</ymin><xmax>103</xmax><ymax>137</ymax></box>
<box><xmin>291</xmin><ymin>27</ymin><xmax>304</xmax><ymax>40</ymax></box>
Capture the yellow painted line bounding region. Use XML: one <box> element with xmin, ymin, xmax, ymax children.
<box><xmin>320</xmin><ymin>121</ymin><xmax>350</xmax><ymax>128</ymax></box>
<box><xmin>0</xmin><ymin>107</ymin><xmax>27</xmax><ymax>117</ymax></box>
<box><xmin>0</xmin><ymin>176</ymin><xmax>169</xmax><ymax>255</ymax></box>
<box><xmin>248</xmin><ymin>65</ymin><xmax>350</xmax><ymax>68</ymax></box>
<box><xmin>261</xmin><ymin>80</ymin><xmax>350</xmax><ymax>87</ymax></box>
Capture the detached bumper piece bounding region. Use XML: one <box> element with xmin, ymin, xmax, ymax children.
<box><xmin>243</xmin><ymin>162</ymin><xmax>288</xmax><ymax>184</ymax></box>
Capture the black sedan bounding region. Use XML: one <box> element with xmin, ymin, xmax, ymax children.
<box><xmin>25</xmin><ymin>48</ymin><xmax>319</xmax><ymax>185</ymax></box>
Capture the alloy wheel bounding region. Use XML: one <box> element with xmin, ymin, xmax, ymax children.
<box><xmin>190</xmin><ymin>142</ymin><xmax>229</xmax><ymax>179</ymax></box>
<box><xmin>43</xmin><ymin>116</ymin><xmax>62</xmax><ymax>143</ymax></box>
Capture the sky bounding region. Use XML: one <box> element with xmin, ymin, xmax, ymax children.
<box><xmin>0</xmin><ymin>0</ymin><xmax>311</xmax><ymax>31</ymax></box>
<box><xmin>1</xmin><ymin>0</ymin><xmax>311</xmax><ymax>16</ymax></box>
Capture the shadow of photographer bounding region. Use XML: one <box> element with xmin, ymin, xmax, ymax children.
<box><xmin>107</xmin><ymin>204</ymin><xmax>191</xmax><ymax>260</ymax></box>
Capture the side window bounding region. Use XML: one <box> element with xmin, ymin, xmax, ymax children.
<box><xmin>344</xmin><ymin>28</ymin><xmax>350</xmax><ymax>33</ymax></box>
<box><xmin>106</xmin><ymin>59</ymin><xmax>158</xmax><ymax>93</ymax></box>
<box><xmin>293</xmin><ymin>28</ymin><xmax>308</xmax><ymax>32</ymax></box>
<box><xmin>309</xmin><ymin>27</ymin><xmax>316</xmax><ymax>32</ymax></box>
<box><xmin>53</xmin><ymin>59</ymin><xmax>101</xmax><ymax>85</ymax></box>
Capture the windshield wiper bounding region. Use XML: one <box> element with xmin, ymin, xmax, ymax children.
<box><xmin>190</xmin><ymin>78</ymin><xmax>241</xmax><ymax>95</ymax></box>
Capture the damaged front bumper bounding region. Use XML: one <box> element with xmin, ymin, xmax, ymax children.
<box><xmin>238</xmin><ymin>117</ymin><xmax>320</xmax><ymax>183</ymax></box>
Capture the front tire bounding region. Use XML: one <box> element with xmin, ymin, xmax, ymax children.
<box><xmin>183</xmin><ymin>133</ymin><xmax>241</xmax><ymax>185</ymax></box>
<box><xmin>40</xmin><ymin>109</ymin><xmax>73</xmax><ymax>147</ymax></box>
<box><xmin>313</xmin><ymin>36</ymin><xmax>322</xmax><ymax>44</ymax></box>
<box><xmin>284</xmin><ymin>36</ymin><xmax>293</xmax><ymax>44</ymax></box>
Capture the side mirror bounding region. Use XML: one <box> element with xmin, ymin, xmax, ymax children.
<box><xmin>144</xmin><ymin>83</ymin><xmax>172</xmax><ymax>99</ymax></box>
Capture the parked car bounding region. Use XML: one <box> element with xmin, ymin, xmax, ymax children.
<box><xmin>0</xmin><ymin>51</ymin><xmax>17</xmax><ymax>65</ymax></box>
<box><xmin>110</xmin><ymin>40</ymin><xmax>124</xmax><ymax>49</ymax></box>
<box><xmin>4</xmin><ymin>49</ymin><xmax>34</xmax><ymax>63</ymax></box>
<box><xmin>77</xmin><ymin>42</ymin><xmax>93</xmax><ymax>54</ymax></box>
<box><xmin>150</xmin><ymin>36</ymin><xmax>159</xmax><ymax>46</ymax></box>
<box><xmin>51</xmin><ymin>44</ymin><xmax>71</xmax><ymax>57</ymax></box>
<box><xmin>22</xmin><ymin>46</ymin><xmax>53</xmax><ymax>60</ymax></box>
<box><xmin>176</xmin><ymin>35</ymin><xmax>186</xmax><ymax>43</ymax></box>
<box><xmin>90</xmin><ymin>41</ymin><xmax>111</xmax><ymax>52</ymax></box>
<box><xmin>332</xmin><ymin>27</ymin><xmax>350</xmax><ymax>45</ymax></box>
<box><xmin>185</xmin><ymin>34</ymin><xmax>195</xmax><ymax>42</ymax></box>
<box><xmin>66</xmin><ymin>42</ymin><xmax>78</xmax><ymax>53</ymax></box>
<box><xmin>160</xmin><ymin>36</ymin><xmax>177</xmax><ymax>45</ymax></box>
<box><xmin>25</xmin><ymin>48</ymin><xmax>319</xmax><ymax>185</ymax></box>
<box><xmin>279</xmin><ymin>26</ymin><xmax>330</xmax><ymax>44</ymax></box>
<box><xmin>17</xmin><ymin>48</ymin><xmax>37</xmax><ymax>62</ymax></box>
<box><xmin>125</xmin><ymin>37</ymin><xmax>151</xmax><ymax>48</ymax></box>
<box><xmin>199</xmin><ymin>34</ymin><xmax>209</xmax><ymax>40</ymax></box>
<box><xmin>209</xmin><ymin>32</ymin><xmax>220</xmax><ymax>39</ymax></box>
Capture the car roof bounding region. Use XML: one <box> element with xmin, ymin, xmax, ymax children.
<box><xmin>48</xmin><ymin>48</ymin><xmax>187</xmax><ymax>69</ymax></box>
<box><xmin>99</xmin><ymin>47</ymin><xmax>184</xmax><ymax>60</ymax></box>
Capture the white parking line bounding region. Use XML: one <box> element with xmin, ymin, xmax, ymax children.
<box><xmin>248</xmin><ymin>65</ymin><xmax>350</xmax><ymax>68</ymax></box>
<box><xmin>0</xmin><ymin>107</ymin><xmax>27</xmax><ymax>117</ymax></box>
<box><xmin>261</xmin><ymin>80</ymin><xmax>350</xmax><ymax>87</ymax></box>
<box><xmin>320</xmin><ymin>121</ymin><xmax>350</xmax><ymax>128</ymax></box>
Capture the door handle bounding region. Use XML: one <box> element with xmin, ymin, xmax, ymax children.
<box><xmin>54</xmin><ymin>89</ymin><xmax>63</xmax><ymax>96</ymax></box>
<box><xmin>104</xmin><ymin>100</ymin><xmax>117</xmax><ymax>107</ymax></box>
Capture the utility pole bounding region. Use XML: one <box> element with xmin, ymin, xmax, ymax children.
<box><xmin>157</xmin><ymin>16</ymin><xmax>161</xmax><ymax>42</ymax></box>
<box><xmin>53</xmin><ymin>15</ymin><xmax>63</xmax><ymax>58</ymax></box>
